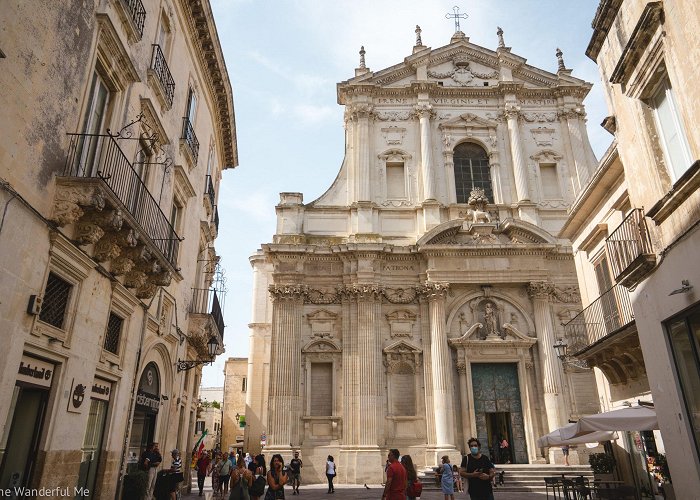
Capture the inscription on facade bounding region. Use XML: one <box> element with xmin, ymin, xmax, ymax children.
<box><xmin>520</xmin><ymin>99</ymin><xmax>556</xmax><ymax>106</ymax></box>
<box><xmin>432</xmin><ymin>98</ymin><xmax>491</xmax><ymax>105</ymax></box>
<box><xmin>377</xmin><ymin>98</ymin><xmax>410</xmax><ymax>104</ymax></box>
<box><xmin>384</xmin><ymin>264</ymin><xmax>415</xmax><ymax>272</ymax></box>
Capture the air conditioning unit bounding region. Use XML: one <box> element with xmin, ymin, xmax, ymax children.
<box><xmin>27</xmin><ymin>295</ymin><xmax>43</xmax><ymax>315</ymax></box>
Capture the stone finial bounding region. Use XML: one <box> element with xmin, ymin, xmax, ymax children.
<box><xmin>497</xmin><ymin>26</ymin><xmax>505</xmax><ymax>48</ymax></box>
<box><xmin>556</xmin><ymin>47</ymin><xmax>566</xmax><ymax>72</ymax></box>
<box><xmin>359</xmin><ymin>46</ymin><xmax>366</xmax><ymax>69</ymax></box>
<box><xmin>415</xmin><ymin>25</ymin><xmax>423</xmax><ymax>46</ymax></box>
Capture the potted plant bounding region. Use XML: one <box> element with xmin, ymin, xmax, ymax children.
<box><xmin>589</xmin><ymin>452</ymin><xmax>616</xmax><ymax>481</ymax></box>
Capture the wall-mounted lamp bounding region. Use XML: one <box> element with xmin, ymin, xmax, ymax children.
<box><xmin>552</xmin><ymin>338</ymin><xmax>589</xmax><ymax>370</ymax></box>
<box><xmin>177</xmin><ymin>336</ymin><xmax>219</xmax><ymax>372</ymax></box>
<box><xmin>669</xmin><ymin>280</ymin><xmax>693</xmax><ymax>296</ymax></box>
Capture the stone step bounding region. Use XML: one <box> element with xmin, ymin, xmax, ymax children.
<box><xmin>418</xmin><ymin>464</ymin><xmax>593</xmax><ymax>493</ymax></box>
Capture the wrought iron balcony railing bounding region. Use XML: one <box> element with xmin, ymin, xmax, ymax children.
<box><xmin>563</xmin><ymin>283</ymin><xmax>634</xmax><ymax>354</ymax></box>
<box><xmin>213</xmin><ymin>205</ymin><xmax>219</xmax><ymax>233</ymax></box>
<box><xmin>606</xmin><ymin>208</ymin><xmax>656</xmax><ymax>287</ymax></box>
<box><xmin>121</xmin><ymin>0</ymin><xmax>146</xmax><ymax>38</ymax></box>
<box><xmin>181</xmin><ymin>116</ymin><xmax>199</xmax><ymax>165</ymax></box>
<box><xmin>64</xmin><ymin>133</ymin><xmax>180</xmax><ymax>267</ymax></box>
<box><xmin>205</xmin><ymin>175</ymin><xmax>215</xmax><ymax>209</ymax></box>
<box><xmin>150</xmin><ymin>45</ymin><xmax>175</xmax><ymax>108</ymax></box>
<box><xmin>190</xmin><ymin>288</ymin><xmax>225</xmax><ymax>340</ymax></box>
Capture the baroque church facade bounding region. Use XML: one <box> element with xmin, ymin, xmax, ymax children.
<box><xmin>246</xmin><ymin>27</ymin><xmax>601</xmax><ymax>483</ymax></box>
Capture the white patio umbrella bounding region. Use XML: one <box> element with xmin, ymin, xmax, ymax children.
<box><xmin>560</xmin><ymin>406</ymin><xmax>658</xmax><ymax>440</ymax></box>
<box><xmin>537</xmin><ymin>424</ymin><xmax>618</xmax><ymax>447</ymax></box>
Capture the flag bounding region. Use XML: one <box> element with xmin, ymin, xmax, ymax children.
<box><xmin>192</xmin><ymin>429</ymin><xmax>208</xmax><ymax>459</ymax></box>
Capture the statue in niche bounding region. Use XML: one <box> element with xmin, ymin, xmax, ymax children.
<box><xmin>481</xmin><ymin>302</ymin><xmax>503</xmax><ymax>339</ymax></box>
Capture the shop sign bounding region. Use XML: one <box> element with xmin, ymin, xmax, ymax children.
<box><xmin>17</xmin><ymin>355</ymin><xmax>54</xmax><ymax>388</ymax></box>
<box><xmin>135</xmin><ymin>390</ymin><xmax>160</xmax><ymax>413</ymax></box>
<box><xmin>67</xmin><ymin>378</ymin><xmax>87</xmax><ymax>413</ymax></box>
<box><xmin>91</xmin><ymin>380</ymin><xmax>111</xmax><ymax>402</ymax></box>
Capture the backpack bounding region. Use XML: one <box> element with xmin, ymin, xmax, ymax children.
<box><xmin>250</xmin><ymin>474</ymin><xmax>266</xmax><ymax>497</ymax></box>
<box><xmin>407</xmin><ymin>478</ymin><xmax>423</xmax><ymax>498</ymax></box>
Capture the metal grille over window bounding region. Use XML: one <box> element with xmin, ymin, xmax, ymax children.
<box><xmin>104</xmin><ymin>313</ymin><xmax>123</xmax><ymax>355</ymax></box>
<box><xmin>454</xmin><ymin>142</ymin><xmax>493</xmax><ymax>203</ymax></box>
<box><xmin>39</xmin><ymin>272</ymin><xmax>72</xmax><ymax>329</ymax></box>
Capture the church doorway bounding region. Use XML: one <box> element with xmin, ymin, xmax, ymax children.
<box><xmin>471</xmin><ymin>363</ymin><xmax>528</xmax><ymax>463</ymax></box>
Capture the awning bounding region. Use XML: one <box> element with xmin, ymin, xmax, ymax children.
<box><xmin>560</xmin><ymin>406</ymin><xmax>658</xmax><ymax>440</ymax></box>
<box><xmin>537</xmin><ymin>423</ymin><xmax>618</xmax><ymax>447</ymax></box>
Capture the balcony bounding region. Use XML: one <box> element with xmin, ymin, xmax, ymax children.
<box><xmin>118</xmin><ymin>0</ymin><xmax>146</xmax><ymax>40</ymax></box>
<box><xmin>606</xmin><ymin>208</ymin><xmax>656</xmax><ymax>287</ymax></box>
<box><xmin>148</xmin><ymin>45</ymin><xmax>175</xmax><ymax>109</ymax></box>
<box><xmin>204</xmin><ymin>175</ymin><xmax>216</xmax><ymax>211</ymax></box>
<box><xmin>564</xmin><ymin>284</ymin><xmax>646</xmax><ymax>384</ymax></box>
<box><xmin>213</xmin><ymin>205</ymin><xmax>219</xmax><ymax>235</ymax></box>
<box><xmin>52</xmin><ymin>132</ymin><xmax>180</xmax><ymax>299</ymax></box>
<box><xmin>181</xmin><ymin>116</ymin><xmax>199</xmax><ymax>166</ymax></box>
<box><xmin>564</xmin><ymin>284</ymin><xmax>635</xmax><ymax>354</ymax></box>
<box><xmin>188</xmin><ymin>288</ymin><xmax>225</xmax><ymax>358</ymax></box>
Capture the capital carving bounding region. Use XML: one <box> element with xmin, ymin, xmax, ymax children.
<box><xmin>268</xmin><ymin>284</ymin><xmax>308</xmax><ymax>301</ymax></box>
<box><xmin>412</xmin><ymin>103</ymin><xmax>436</xmax><ymax>120</ymax></box>
<box><xmin>527</xmin><ymin>281</ymin><xmax>554</xmax><ymax>300</ymax></box>
<box><xmin>344</xmin><ymin>283</ymin><xmax>383</xmax><ymax>300</ymax></box>
<box><xmin>418</xmin><ymin>282</ymin><xmax>450</xmax><ymax>300</ymax></box>
<box><xmin>504</xmin><ymin>103</ymin><xmax>521</xmax><ymax>120</ymax></box>
<box><xmin>345</xmin><ymin>103</ymin><xmax>375</xmax><ymax>121</ymax></box>
<box><xmin>456</xmin><ymin>362</ymin><xmax>467</xmax><ymax>374</ymax></box>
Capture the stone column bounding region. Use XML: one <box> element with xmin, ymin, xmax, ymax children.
<box><xmin>527</xmin><ymin>281</ymin><xmax>567</xmax><ymax>432</ymax></box>
<box><xmin>356</xmin><ymin>105</ymin><xmax>373</xmax><ymax>202</ymax></box>
<box><xmin>560</xmin><ymin>108</ymin><xmax>591</xmax><ymax>192</ymax></box>
<box><xmin>505</xmin><ymin>104</ymin><xmax>530</xmax><ymax>201</ymax></box>
<box><xmin>420</xmin><ymin>282</ymin><xmax>458</xmax><ymax>460</ymax></box>
<box><xmin>267</xmin><ymin>284</ymin><xmax>306</xmax><ymax>450</ymax></box>
<box><xmin>415</xmin><ymin>104</ymin><xmax>436</xmax><ymax>201</ymax></box>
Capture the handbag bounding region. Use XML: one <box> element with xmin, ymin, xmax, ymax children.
<box><xmin>250</xmin><ymin>474</ymin><xmax>267</xmax><ymax>497</ymax></box>
<box><xmin>407</xmin><ymin>478</ymin><xmax>423</xmax><ymax>497</ymax></box>
<box><xmin>229</xmin><ymin>477</ymin><xmax>245</xmax><ymax>500</ymax></box>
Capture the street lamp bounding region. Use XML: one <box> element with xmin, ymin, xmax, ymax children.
<box><xmin>177</xmin><ymin>336</ymin><xmax>220</xmax><ymax>372</ymax></box>
<box><xmin>553</xmin><ymin>338</ymin><xmax>568</xmax><ymax>360</ymax></box>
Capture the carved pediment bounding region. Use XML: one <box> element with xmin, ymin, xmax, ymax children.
<box><xmin>417</xmin><ymin>217</ymin><xmax>556</xmax><ymax>247</ymax></box>
<box><xmin>383</xmin><ymin>339</ymin><xmax>421</xmax><ymax>354</ymax></box>
<box><xmin>302</xmin><ymin>339</ymin><xmax>341</xmax><ymax>354</ymax></box>
<box><xmin>383</xmin><ymin>340</ymin><xmax>422</xmax><ymax>374</ymax></box>
<box><xmin>449</xmin><ymin>322</ymin><xmax>536</xmax><ymax>348</ymax></box>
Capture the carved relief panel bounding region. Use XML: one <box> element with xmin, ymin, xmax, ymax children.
<box><xmin>385</xmin><ymin>309</ymin><xmax>417</xmax><ymax>339</ymax></box>
<box><xmin>306</xmin><ymin>309</ymin><xmax>339</xmax><ymax>339</ymax></box>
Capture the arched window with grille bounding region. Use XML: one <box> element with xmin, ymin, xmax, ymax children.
<box><xmin>453</xmin><ymin>142</ymin><xmax>492</xmax><ymax>203</ymax></box>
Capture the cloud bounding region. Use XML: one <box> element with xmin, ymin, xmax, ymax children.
<box><xmin>246</xmin><ymin>50</ymin><xmax>330</xmax><ymax>95</ymax></box>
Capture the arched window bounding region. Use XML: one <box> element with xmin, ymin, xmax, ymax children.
<box><xmin>453</xmin><ymin>143</ymin><xmax>492</xmax><ymax>203</ymax></box>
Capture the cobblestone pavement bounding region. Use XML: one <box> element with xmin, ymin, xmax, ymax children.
<box><xmin>181</xmin><ymin>479</ymin><xmax>548</xmax><ymax>500</ymax></box>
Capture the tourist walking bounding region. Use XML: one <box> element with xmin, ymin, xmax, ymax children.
<box><xmin>382</xmin><ymin>449</ymin><xmax>406</xmax><ymax>500</ymax></box>
<box><xmin>229</xmin><ymin>456</ymin><xmax>253</xmax><ymax>500</ymax></box>
<box><xmin>400</xmin><ymin>455</ymin><xmax>418</xmax><ymax>500</ymax></box>
<box><xmin>212</xmin><ymin>453</ymin><xmax>221</xmax><ymax>495</ymax></box>
<box><xmin>219</xmin><ymin>451</ymin><xmax>232</xmax><ymax>496</ymax></box>
<box><xmin>144</xmin><ymin>442</ymin><xmax>163</xmax><ymax>500</ymax></box>
<box><xmin>561</xmin><ymin>445</ymin><xmax>570</xmax><ymax>466</ymax></box>
<box><xmin>266</xmin><ymin>454</ymin><xmax>288</xmax><ymax>500</ymax></box>
<box><xmin>249</xmin><ymin>455</ymin><xmax>267</xmax><ymax>500</ymax></box>
<box><xmin>460</xmin><ymin>438</ymin><xmax>496</xmax><ymax>500</ymax></box>
<box><xmin>196</xmin><ymin>451</ymin><xmax>212</xmax><ymax>497</ymax></box>
<box><xmin>325</xmin><ymin>456</ymin><xmax>337</xmax><ymax>493</ymax></box>
<box><xmin>289</xmin><ymin>451</ymin><xmax>303</xmax><ymax>495</ymax></box>
<box><xmin>168</xmin><ymin>449</ymin><xmax>184</xmax><ymax>500</ymax></box>
<box><xmin>439</xmin><ymin>456</ymin><xmax>454</xmax><ymax>500</ymax></box>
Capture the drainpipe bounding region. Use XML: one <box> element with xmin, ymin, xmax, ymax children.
<box><xmin>114</xmin><ymin>291</ymin><xmax>158</xmax><ymax>500</ymax></box>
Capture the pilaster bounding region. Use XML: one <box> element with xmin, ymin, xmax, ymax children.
<box><xmin>414</xmin><ymin>104</ymin><xmax>436</xmax><ymax>201</ymax></box>
<box><xmin>504</xmin><ymin>104</ymin><xmax>530</xmax><ymax>202</ymax></box>
<box><xmin>267</xmin><ymin>284</ymin><xmax>306</xmax><ymax>450</ymax></box>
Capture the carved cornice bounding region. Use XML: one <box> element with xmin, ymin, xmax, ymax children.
<box><xmin>384</xmin><ymin>287</ymin><xmax>419</xmax><ymax>304</ymax></box>
<box><xmin>306</xmin><ymin>288</ymin><xmax>340</xmax><ymax>304</ymax></box>
<box><xmin>177</xmin><ymin>0</ymin><xmax>237</xmax><ymax>169</ymax></box>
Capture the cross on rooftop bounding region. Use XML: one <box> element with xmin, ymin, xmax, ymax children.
<box><xmin>445</xmin><ymin>5</ymin><xmax>468</xmax><ymax>33</ymax></box>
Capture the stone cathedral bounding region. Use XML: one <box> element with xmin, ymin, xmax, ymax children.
<box><xmin>246</xmin><ymin>26</ymin><xmax>601</xmax><ymax>483</ymax></box>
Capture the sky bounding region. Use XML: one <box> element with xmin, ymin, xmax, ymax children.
<box><xmin>200</xmin><ymin>0</ymin><xmax>612</xmax><ymax>387</ymax></box>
